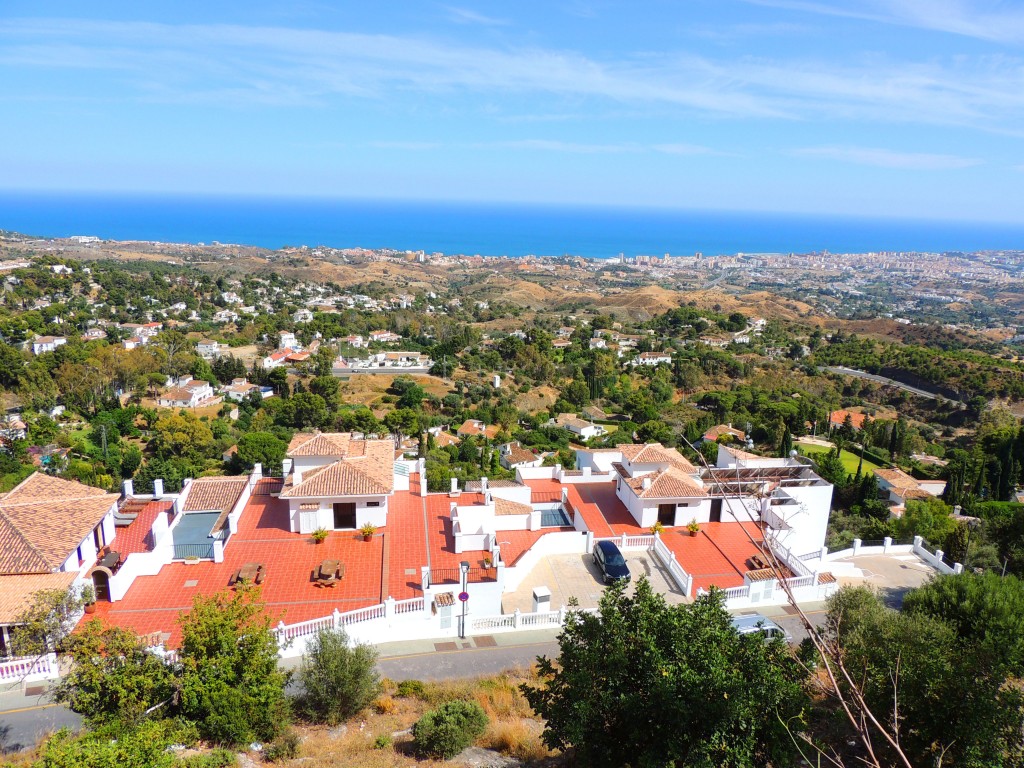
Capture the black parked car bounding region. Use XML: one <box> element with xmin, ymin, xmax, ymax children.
<box><xmin>593</xmin><ymin>540</ymin><xmax>631</xmax><ymax>584</ymax></box>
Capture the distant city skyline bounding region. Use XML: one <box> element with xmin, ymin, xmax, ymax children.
<box><xmin>2</xmin><ymin>1</ymin><xmax>1024</xmax><ymax>222</ymax></box>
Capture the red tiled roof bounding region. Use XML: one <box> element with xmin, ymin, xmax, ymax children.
<box><xmin>830</xmin><ymin>410</ymin><xmax>867</xmax><ymax>429</ymax></box>
<box><xmin>703</xmin><ymin>424</ymin><xmax>746</xmax><ymax>442</ymax></box>
<box><xmin>0</xmin><ymin>473</ymin><xmax>117</xmax><ymax>575</ymax></box>
<box><xmin>0</xmin><ymin>572</ymin><xmax>78</xmax><ymax>623</ymax></box>
<box><xmin>183</xmin><ymin>477</ymin><xmax>248</xmax><ymax>513</ymax></box>
<box><xmin>617</xmin><ymin>443</ymin><xmax>696</xmax><ymax>473</ymax></box>
<box><xmin>625</xmin><ymin>467</ymin><xmax>705</xmax><ymax>499</ymax></box>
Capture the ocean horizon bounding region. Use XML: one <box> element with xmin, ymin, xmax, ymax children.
<box><xmin>2</xmin><ymin>191</ymin><xmax>1024</xmax><ymax>258</ymax></box>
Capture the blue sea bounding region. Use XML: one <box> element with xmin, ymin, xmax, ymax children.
<box><xmin>2</xmin><ymin>191</ymin><xmax>1024</xmax><ymax>257</ymax></box>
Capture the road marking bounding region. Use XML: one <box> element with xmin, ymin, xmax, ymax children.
<box><xmin>0</xmin><ymin>702</ymin><xmax>62</xmax><ymax>715</ymax></box>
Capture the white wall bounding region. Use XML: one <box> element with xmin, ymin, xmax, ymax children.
<box><xmin>289</xmin><ymin>496</ymin><xmax>389</xmax><ymax>533</ymax></box>
<box><xmin>770</xmin><ymin>482</ymin><xmax>833</xmax><ymax>556</ymax></box>
<box><xmin>500</xmin><ymin>530</ymin><xmax>588</xmax><ymax>591</ymax></box>
<box><xmin>574</xmin><ymin>450</ymin><xmax>621</xmax><ymax>474</ymax></box>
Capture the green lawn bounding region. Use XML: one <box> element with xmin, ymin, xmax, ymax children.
<box><xmin>797</xmin><ymin>443</ymin><xmax>882</xmax><ymax>477</ymax></box>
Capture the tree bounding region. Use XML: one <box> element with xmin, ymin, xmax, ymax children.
<box><xmin>778</xmin><ymin>426</ymin><xmax>793</xmax><ymax>458</ymax></box>
<box><xmin>52</xmin><ymin>621</ymin><xmax>175</xmax><ymax>728</ymax></box>
<box><xmin>177</xmin><ymin>587</ymin><xmax>291</xmax><ymax>745</ymax></box>
<box><xmin>152</xmin><ymin>412</ymin><xmax>214</xmax><ymax>460</ymax></box>
<box><xmin>812</xmin><ymin>448</ymin><xmax>847</xmax><ymax>487</ymax></box>
<box><xmin>296</xmin><ymin>628</ymin><xmax>380</xmax><ymax>725</ymax></box>
<box><xmin>902</xmin><ymin>571</ymin><xmax>1024</xmax><ymax>675</ymax></box>
<box><xmin>523</xmin><ymin>579</ymin><xmax>806</xmax><ymax>768</ymax></box>
<box><xmin>821</xmin><ymin>586</ymin><xmax>1024</xmax><ymax>768</ymax></box>
<box><xmin>8</xmin><ymin>586</ymin><xmax>86</xmax><ymax>658</ymax></box>
<box><xmin>234</xmin><ymin>431</ymin><xmax>287</xmax><ymax>473</ymax></box>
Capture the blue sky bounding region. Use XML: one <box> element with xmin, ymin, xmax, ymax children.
<box><xmin>2</xmin><ymin>1</ymin><xmax>1024</xmax><ymax>221</ymax></box>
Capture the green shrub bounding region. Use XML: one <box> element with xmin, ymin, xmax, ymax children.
<box><xmin>180</xmin><ymin>748</ymin><xmax>237</xmax><ymax>767</ymax></box>
<box><xmin>373</xmin><ymin>734</ymin><xmax>392</xmax><ymax>750</ymax></box>
<box><xmin>263</xmin><ymin>728</ymin><xmax>301</xmax><ymax>762</ymax></box>
<box><xmin>395</xmin><ymin>679</ymin><xmax>426</xmax><ymax>699</ymax></box>
<box><xmin>297</xmin><ymin>628</ymin><xmax>381</xmax><ymax>725</ymax></box>
<box><xmin>412</xmin><ymin>700</ymin><xmax>489</xmax><ymax>759</ymax></box>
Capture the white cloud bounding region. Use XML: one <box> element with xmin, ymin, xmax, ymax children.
<box><xmin>792</xmin><ymin>145</ymin><xmax>983</xmax><ymax>170</ymax></box>
<box><xmin>443</xmin><ymin>6</ymin><xmax>510</xmax><ymax>26</ymax></box>
<box><xmin>3</xmin><ymin>17</ymin><xmax>1024</xmax><ymax>134</ymax></box>
<box><xmin>742</xmin><ymin>0</ymin><xmax>1024</xmax><ymax>44</ymax></box>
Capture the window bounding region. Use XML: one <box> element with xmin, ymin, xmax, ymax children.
<box><xmin>77</xmin><ymin>546</ymin><xmax>83</xmax><ymax>566</ymax></box>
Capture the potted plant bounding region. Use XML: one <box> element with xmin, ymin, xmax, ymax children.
<box><xmin>311</xmin><ymin>527</ymin><xmax>329</xmax><ymax>544</ymax></box>
<box><xmin>360</xmin><ymin>523</ymin><xmax>377</xmax><ymax>542</ymax></box>
<box><xmin>686</xmin><ymin>519</ymin><xmax>701</xmax><ymax>537</ymax></box>
<box><xmin>81</xmin><ymin>584</ymin><xmax>96</xmax><ymax>614</ymax></box>
<box><xmin>650</xmin><ymin>521</ymin><xmax>665</xmax><ymax>535</ymax></box>
<box><xmin>482</xmin><ymin>555</ymin><xmax>493</xmax><ymax>570</ymax></box>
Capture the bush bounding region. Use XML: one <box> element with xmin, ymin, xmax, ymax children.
<box><xmin>263</xmin><ymin>728</ymin><xmax>301</xmax><ymax>762</ymax></box>
<box><xmin>373</xmin><ymin>734</ymin><xmax>392</xmax><ymax>750</ymax></box>
<box><xmin>372</xmin><ymin>695</ymin><xmax>396</xmax><ymax>714</ymax></box>
<box><xmin>412</xmin><ymin>700</ymin><xmax>489</xmax><ymax>759</ymax></box>
<box><xmin>395</xmin><ymin>679</ymin><xmax>426</xmax><ymax>699</ymax></box>
<box><xmin>180</xmin><ymin>748</ymin><xmax>238</xmax><ymax>767</ymax></box>
<box><xmin>297</xmin><ymin>628</ymin><xmax>381</xmax><ymax>725</ymax></box>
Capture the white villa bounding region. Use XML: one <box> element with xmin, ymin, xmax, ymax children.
<box><xmin>281</xmin><ymin>432</ymin><xmax>401</xmax><ymax>533</ymax></box>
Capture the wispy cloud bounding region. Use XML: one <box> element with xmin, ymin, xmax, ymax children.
<box><xmin>364</xmin><ymin>139</ymin><xmax>722</xmax><ymax>155</ymax></box>
<box><xmin>792</xmin><ymin>145</ymin><xmax>983</xmax><ymax>170</ymax></box>
<box><xmin>3</xmin><ymin>17</ymin><xmax>1024</xmax><ymax>134</ymax></box>
<box><xmin>443</xmin><ymin>6</ymin><xmax>510</xmax><ymax>26</ymax></box>
<box><xmin>742</xmin><ymin>0</ymin><xmax>1024</xmax><ymax>44</ymax></box>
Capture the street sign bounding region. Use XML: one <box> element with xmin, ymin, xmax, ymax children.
<box><xmin>458</xmin><ymin>591</ymin><xmax>469</xmax><ymax>602</ymax></box>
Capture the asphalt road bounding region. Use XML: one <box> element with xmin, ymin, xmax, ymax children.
<box><xmin>0</xmin><ymin>703</ymin><xmax>82</xmax><ymax>753</ymax></box>
<box><xmin>376</xmin><ymin>638</ymin><xmax>560</xmax><ymax>681</ymax></box>
<box><xmin>824</xmin><ymin>366</ymin><xmax>963</xmax><ymax>405</ymax></box>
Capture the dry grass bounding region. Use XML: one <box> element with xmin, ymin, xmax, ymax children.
<box><xmin>480</xmin><ymin>719</ymin><xmax>551</xmax><ymax>763</ymax></box>
<box><xmin>4</xmin><ymin>670</ymin><xmax>559</xmax><ymax>767</ymax></box>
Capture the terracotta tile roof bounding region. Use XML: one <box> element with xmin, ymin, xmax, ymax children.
<box><xmin>0</xmin><ymin>571</ymin><xmax>78</xmax><ymax>623</ymax></box>
<box><xmin>817</xmin><ymin>572</ymin><xmax>837</xmax><ymax>584</ymax></box>
<box><xmin>0</xmin><ymin>473</ymin><xmax>118</xmax><ymax>575</ymax></box>
<box><xmin>159</xmin><ymin>387</ymin><xmax>195</xmax><ymax>403</ymax></box>
<box><xmin>433</xmin><ymin>431</ymin><xmax>461</xmax><ymax>447</ymax></box>
<box><xmin>625</xmin><ymin>467</ymin><xmax>705</xmax><ymax>499</ymax></box>
<box><xmin>504</xmin><ymin>445</ymin><xmax>539</xmax><ymax>465</ymax></box>
<box><xmin>617</xmin><ymin>443</ymin><xmax>697</xmax><ymax>473</ymax></box>
<box><xmin>873</xmin><ymin>468</ymin><xmax>919</xmax><ymax>491</ymax></box>
<box><xmin>829</xmin><ymin>410</ymin><xmax>867</xmax><ymax>429</ymax></box>
<box><xmin>494</xmin><ymin>497</ymin><xmax>533</xmax><ymax>516</ymax></box>
<box><xmin>288</xmin><ymin>431</ymin><xmax>368</xmax><ymax>457</ymax></box>
<box><xmin>183</xmin><ymin>477</ymin><xmax>248</xmax><ymax>513</ymax></box>
<box><xmin>703</xmin><ymin>424</ymin><xmax>746</xmax><ymax>442</ymax></box>
<box><xmin>283</xmin><ymin>438</ymin><xmax>395</xmax><ymax>498</ymax></box>
<box><xmin>456</xmin><ymin>420</ymin><xmax>501</xmax><ymax>439</ymax></box>
<box><xmin>434</xmin><ymin>592</ymin><xmax>455</xmax><ymax>607</ymax></box>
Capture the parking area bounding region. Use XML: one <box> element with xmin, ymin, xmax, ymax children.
<box><xmin>833</xmin><ymin>552</ymin><xmax>936</xmax><ymax>608</ymax></box>
<box><xmin>501</xmin><ymin>550</ymin><xmax>683</xmax><ymax>614</ymax></box>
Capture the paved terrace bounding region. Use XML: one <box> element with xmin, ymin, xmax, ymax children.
<box><xmin>97</xmin><ymin>475</ymin><xmax>775</xmax><ymax>645</ymax></box>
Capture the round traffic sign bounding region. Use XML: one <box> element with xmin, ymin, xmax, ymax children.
<box><xmin>458</xmin><ymin>591</ymin><xmax>469</xmax><ymax>602</ymax></box>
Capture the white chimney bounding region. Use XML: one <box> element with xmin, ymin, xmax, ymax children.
<box><xmin>450</xmin><ymin>477</ymin><xmax>459</xmax><ymax>493</ymax></box>
<box><xmin>282</xmin><ymin>458</ymin><xmax>293</xmax><ymax>476</ymax></box>
<box><xmin>153</xmin><ymin>478</ymin><xmax>164</xmax><ymax>499</ymax></box>
<box><xmin>642</xmin><ymin>476</ymin><xmax>652</xmax><ymax>491</ymax></box>
<box><xmin>122</xmin><ymin>479</ymin><xmax>134</xmax><ymax>498</ymax></box>
<box><xmin>480</xmin><ymin>476</ymin><xmax>489</xmax><ymax>494</ymax></box>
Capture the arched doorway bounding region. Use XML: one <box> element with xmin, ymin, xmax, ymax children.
<box><xmin>92</xmin><ymin>569</ymin><xmax>111</xmax><ymax>602</ymax></box>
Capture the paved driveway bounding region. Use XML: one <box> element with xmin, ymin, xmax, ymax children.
<box><xmin>834</xmin><ymin>553</ymin><xmax>935</xmax><ymax>608</ymax></box>
<box><xmin>501</xmin><ymin>551</ymin><xmax>682</xmax><ymax>613</ymax></box>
